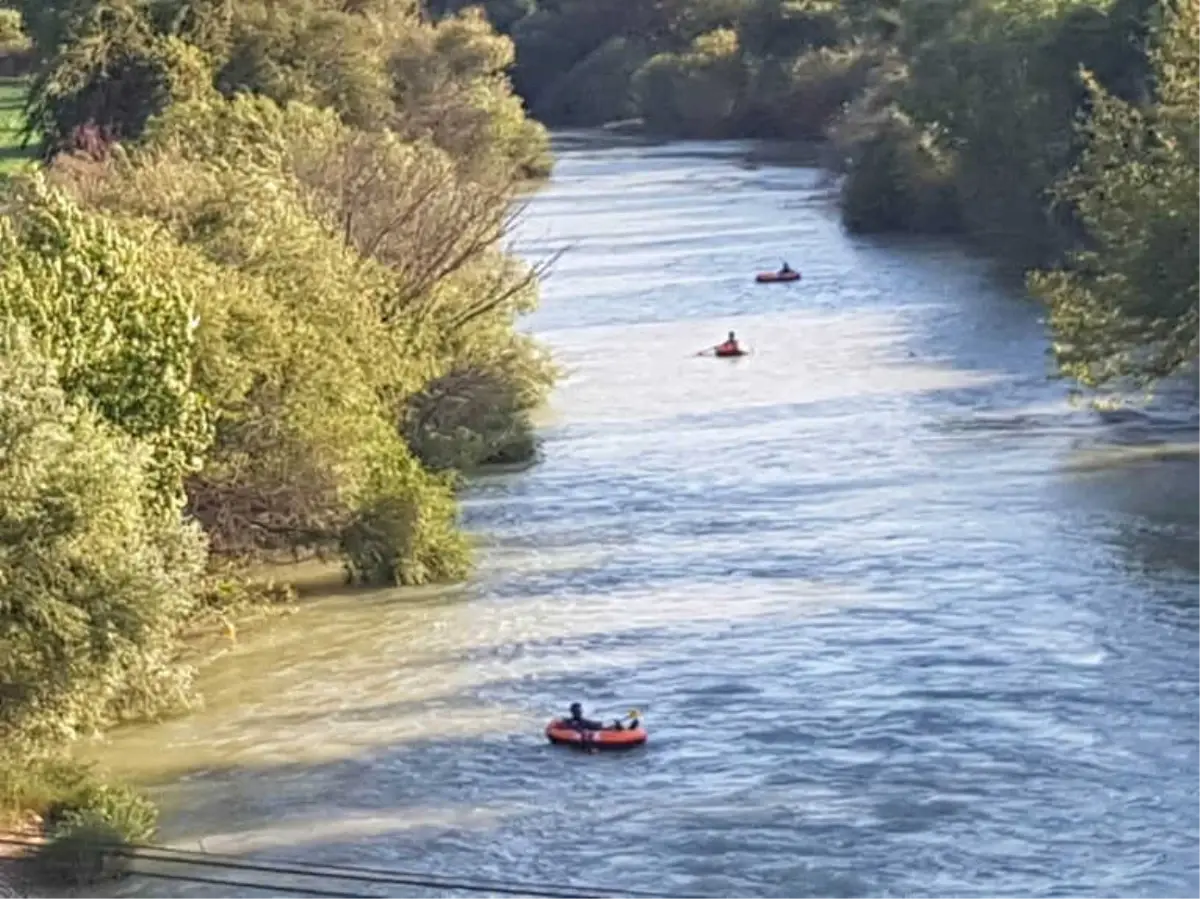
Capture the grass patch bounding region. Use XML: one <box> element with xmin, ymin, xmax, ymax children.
<box><xmin>0</xmin><ymin>757</ymin><xmax>155</xmax><ymax>840</ymax></box>
<box><xmin>0</xmin><ymin>75</ymin><xmax>34</xmax><ymax>175</ymax></box>
<box><xmin>0</xmin><ymin>755</ymin><xmax>154</xmax><ymax>888</ymax></box>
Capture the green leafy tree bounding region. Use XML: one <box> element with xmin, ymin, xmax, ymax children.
<box><xmin>21</xmin><ymin>0</ymin><xmax>216</xmax><ymax>156</ymax></box>
<box><xmin>635</xmin><ymin>27</ymin><xmax>746</xmax><ymax>137</ymax></box>
<box><xmin>1029</xmin><ymin>0</ymin><xmax>1198</xmax><ymax>392</ymax></box>
<box><xmin>530</xmin><ymin>35</ymin><xmax>649</xmax><ymax>125</ymax></box>
<box><xmin>0</xmin><ymin>330</ymin><xmax>206</xmax><ymax>750</ymax></box>
<box><xmin>52</xmin><ymin>93</ymin><xmax>512</xmax><ymax>583</ymax></box>
<box><xmin>387</xmin><ymin>6</ymin><xmax>550</xmax><ymax>176</ymax></box>
<box><xmin>0</xmin><ymin>174</ymin><xmax>211</xmax><ymax>508</ymax></box>
<box><xmin>214</xmin><ymin>0</ymin><xmax>393</xmax><ymax>130</ymax></box>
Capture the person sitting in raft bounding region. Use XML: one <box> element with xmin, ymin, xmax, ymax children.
<box><xmin>779</xmin><ymin>261</ymin><xmax>794</xmax><ymax>274</ymax></box>
<box><xmin>716</xmin><ymin>331</ymin><xmax>740</xmax><ymax>355</ymax></box>
<box><xmin>566</xmin><ymin>702</ymin><xmax>605</xmax><ymax>732</ymax></box>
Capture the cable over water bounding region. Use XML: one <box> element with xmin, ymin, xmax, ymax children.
<box><xmin>0</xmin><ymin>837</ymin><xmax>679</xmax><ymax>899</ymax></box>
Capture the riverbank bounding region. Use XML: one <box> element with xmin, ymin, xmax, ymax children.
<box><xmin>0</xmin><ymin>1</ymin><xmax>558</xmax><ymax>888</ymax></box>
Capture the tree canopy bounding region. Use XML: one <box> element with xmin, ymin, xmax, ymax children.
<box><xmin>2</xmin><ymin>0</ymin><xmax>555</xmax><ymax>762</ymax></box>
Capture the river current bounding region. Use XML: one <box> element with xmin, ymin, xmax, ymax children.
<box><xmin>98</xmin><ymin>133</ymin><xmax>1198</xmax><ymax>898</ymax></box>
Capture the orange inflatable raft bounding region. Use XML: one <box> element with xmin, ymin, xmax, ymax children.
<box><xmin>755</xmin><ymin>270</ymin><xmax>800</xmax><ymax>283</ymax></box>
<box><xmin>545</xmin><ymin>719</ymin><xmax>648</xmax><ymax>750</ymax></box>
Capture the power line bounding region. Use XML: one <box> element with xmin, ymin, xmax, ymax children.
<box><xmin>132</xmin><ymin>867</ymin><xmax>377</xmax><ymax>898</ymax></box>
<box><xmin>127</xmin><ymin>838</ymin><xmax>677</xmax><ymax>897</ymax></box>
<box><xmin>0</xmin><ymin>836</ymin><xmax>682</xmax><ymax>898</ymax></box>
<box><xmin>136</xmin><ymin>864</ymin><xmax>619</xmax><ymax>892</ymax></box>
<box><xmin>129</xmin><ymin>844</ymin><xmax>628</xmax><ymax>899</ymax></box>
<box><xmin>140</xmin><ymin>843</ymin><xmax>647</xmax><ymax>897</ymax></box>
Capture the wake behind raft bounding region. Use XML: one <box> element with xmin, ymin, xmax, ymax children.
<box><xmin>546</xmin><ymin>708</ymin><xmax>647</xmax><ymax>750</ymax></box>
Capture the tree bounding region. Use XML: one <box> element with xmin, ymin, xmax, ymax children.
<box><xmin>387</xmin><ymin>6</ymin><xmax>551</xmax><ymax>176</ymax></box>
<box><xmin>634</xmin><ymin>27</ymin><xmax>746</xmax><ymax>137</ymax></box>
<box><xmin>21</xmin><ymin>0</ymin><xmax>216</xmax><ymax>157</ymax></box>
<box><xmin>0</xmin><ymin>330</ymin><xmax>206</xmax><ymax>750</ymax></box>
<box><xmin>1029</xmin><ymin>0</ymin><xmax>1198</xmax><ymax>393</ymax></box>
<box><xmin>0</xmin><ymin>174</ymin><xmax>211</xmax><ymax>509</ymax></box>
<box><xmin>214</xmin><ymin>0</ymin><xmax>394</xmax><ymax>130</ymax></box>
<box><xmin>49</xmin><ymin>93</ymin><xmax>507</xmax><ymax>583</ymax></box>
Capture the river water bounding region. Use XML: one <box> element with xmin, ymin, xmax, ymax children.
<box><xmin>98</xmin><ymin>133</ymin><xmax>1198</xmax><ymax>898</ymax></box>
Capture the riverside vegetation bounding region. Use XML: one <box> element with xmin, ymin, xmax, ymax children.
<box><xmin>1</xmin><ymin>0</ymin><xmax>1196</xmax><ymax>887</ymax></box>
<box><xmin>0</xmin><ymin>0</ymin><xmax>554</xmax><ymax>883</ymax></box>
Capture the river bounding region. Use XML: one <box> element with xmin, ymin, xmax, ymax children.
<box><xmin>96</xmin><ymin>132</ymin><xmax>1198</xmax><ymax>899</ymax></box>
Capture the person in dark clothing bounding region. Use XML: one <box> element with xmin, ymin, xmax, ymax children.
<box><xmin>780</xmin><ymin>261</ymin><xmax>793</xmax><ymax>274</ymax></box>
<box><xmin>566</xmin><ymin>702</ymin><xmax>604</xmax><ymax>731</ymax></box>
<box><xmin>716</xmin><ymin>331</ymin><xmax>740</xmax><ymax>355</ymax></box>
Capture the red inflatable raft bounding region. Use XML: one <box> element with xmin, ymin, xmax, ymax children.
<box><xmin>545</xmin><ymin>719</ymin><xmax>648</xmax><ymax>750</ymax></box>
<box><xmin>715</xmin><ymin>347</ymin><xmax>746</xmax><ymax>358</ymax></box>
<box><xmin>755</xmin><ymin>270</ymin><xmax>800</xmax><ymax>283</ymax></box>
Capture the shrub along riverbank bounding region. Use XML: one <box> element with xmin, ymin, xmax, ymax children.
<box><xmin>441</xmin><ymin>0</ymin><xmax>1198</xmax><ymax>397</ymax></box>
<box><xmin>0</xmin><ymin>0</ymin><xmax>555</xmax><ymax>883</ymax></box>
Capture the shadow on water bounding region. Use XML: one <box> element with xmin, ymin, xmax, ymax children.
<box><xmin>846</xmin><ymin>236</ymin><xmax>1054</xmax><ymax>398</ymax></box>
<box><xmin>108</xmin><ymin>633</ymin><xmax>1196</xmax><ymax>899</ymax></box>
<box><xmin>109</xmin><ymin>646</ymin><xmax>1086</xmax><ymax>898</ymax></box>
<box><xmin>1058</xmin><ymin>446</ymin><xmax>1200</xmax><ymax>597</ymax></box>
<box><xmin>110</xmin><ymin>747</ymin><xmax>870</xmax><ymax>899</ymax></box>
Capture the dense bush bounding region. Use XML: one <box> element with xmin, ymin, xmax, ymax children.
<box><xmin>18</xmin><ymin>0</ymin><xmax>551</xmax><ymax>177</ymax></box>
<box><xmin>34</xmin><ymin>817</ymin><xmax>131</xmax><ymax>887</ymax></box>
<box><xmin>462</xmin><ymin>0</ymin><xmax>858</xmax><ymax>139</ymax></box>
<box><xmin>468</xmin><ymin>0</ymin><xmax>1160</xmax><ymax>206</ymax></box>
<box><xmin>0</xmin><ymin>174</ymin><xmax>212</xmax><ymax>507</ymax></box>
<box><xmin>2</xmin><ymin>0</ymin><xmax>558</xmax><ymax>857</ymax></box>
<box><xmin>1</xmin><ymin>754</ymin><xmax>152</xmax><ymax>885</ymax></box>
<box><xmin>0</xmin><ymin>331</ymin><xmax>206</xmax><ymax>751</ymax></box>
<box><xmin>0</xmin><ymin>8</ymin><xmax>28</xmax><ymax>51</ymax></box>
<box><xmin>1028</xmin><ymin>0</ymin><xmax>1198</xmax><ymax>394</ymax></box>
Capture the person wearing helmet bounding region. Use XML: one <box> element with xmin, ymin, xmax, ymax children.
<box><xmin>565</xmin><ymin>702</ymin><xmax>604</xmax><ymax>731</ymax></box>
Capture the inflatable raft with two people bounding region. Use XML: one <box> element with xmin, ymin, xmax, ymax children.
<box><xmin>546</xmin><ymin>703</ymin><xmax>647</xmax><ymax>750</ymax></box>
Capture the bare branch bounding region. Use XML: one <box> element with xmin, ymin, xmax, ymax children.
<box><xmin>448</xmin><ymin>246</ymin><xmax>568</xmax><ymax>333</ymax></box>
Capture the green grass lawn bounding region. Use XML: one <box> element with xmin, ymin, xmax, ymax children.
<box><xmin>0</xmin><ymin>75</ymin><xmax>35</xmax><ymax>175</ymax></box>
